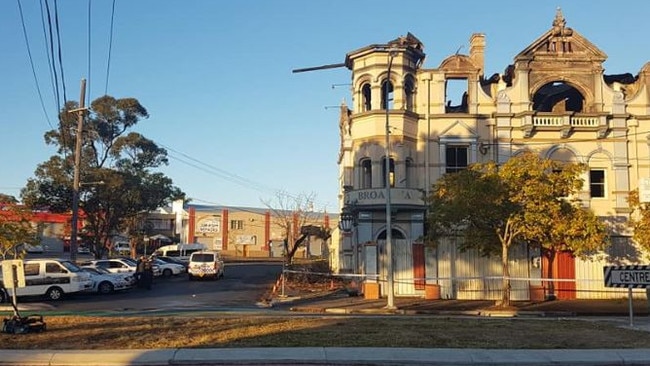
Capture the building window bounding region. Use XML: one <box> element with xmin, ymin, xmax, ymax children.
<box><xmin>445</xmin><ymin>78</ymin><xmax>468</xmax><ymax>113</ymax></box>
<box><xmin>230</xmin><ymin>220</ymin><xmax>244</xmax><ymax>230</ymax></box>
<box><xmin>446</xmin><ymin>146</ymin><xmax>468</xmax><ymax>174</ymax></box>
<box><xmin>381</xmin><ymin>80</ymin><xmax>394</xmax><ymax>110</ymax></box>
<box><xmin>361</xmin><ymin>83</ymin><xmax>371</xmax><ymax>111</ymax></box>
<box><xmin>360</xmin><ymin>158</ymin><xmax>372</xmax><ymax>189</ymax></box>
<box><xmin>382</xmin><ymin>157</ymin><xmax>395</xmax><ymax>187</ymax></box>
<box><xmin>589</xmin><ymin>169</ymin><xmax>605</xmax><ymax>198</ymax></box>
<box><xmin>405</xmin><ymin>158</ymin><xmax>414</xmax><ymax>187</ymax></box>
<box><xmin>404</xmin><ymin>76</ymin><xmax>415</xmax><ymax>112</ymax></box>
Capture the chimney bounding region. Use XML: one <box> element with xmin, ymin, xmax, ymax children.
<box><xmin>469</xmin><ymin>33</ymin><xmax>485</xmax><ymax>75</ymax></box>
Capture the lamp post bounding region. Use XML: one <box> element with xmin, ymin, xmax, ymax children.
<box><xmin>338</xmin><ymin>204</ymin><xmax>357</xmax><ymax>272</ymax></box>
<box><xmin>384</xmin><ymin>50</ymin><xmax>397</xmax><ymax>309</ymax></box>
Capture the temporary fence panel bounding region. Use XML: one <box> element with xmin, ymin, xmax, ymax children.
<box><xmin>425</xmin><ymin>245</ymin><xmax>439</xmax><ymax>291</ymax></box>
<box><xmin>393</xmin><ymin>239</ymin><xmax>415</xmax><ymax>296</ymax></box>
<box><xmin>436</xmin><ymin>238</ymin><xmax>456</xmax><ymax>299</ymax></box>
<box><xmin>434</xmin><ymin>238</ymin><xmax>531</xmax><ymax>301</ymax></box>
<box><xmin>575</xmin><ymin>253</ymin><xmax>649</xmax><ymax>300</ymax></box>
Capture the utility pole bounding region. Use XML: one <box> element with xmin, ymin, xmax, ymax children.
<box><xmin>70</xmin><ymin>78</ymin><xmax>87</xmax><ymax>263</ymax></box>
<box><xmin>384</xmin><ymin>51</ymin><xmax>397</xmax><ymax>310</ymax></box>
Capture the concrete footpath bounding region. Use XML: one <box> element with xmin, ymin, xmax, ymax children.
<box><xmin>2</xmin><ymin>347</ymin><xmax>650</xmax><ymax>366</ymax></box>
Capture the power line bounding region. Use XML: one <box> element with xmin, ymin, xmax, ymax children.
<box><xmin>39</xmin><ymin>0</ymin><xmax>56</xmax><ymax>111</ymax></box>
<box><xmin>162</xmin><ymin>145</ymin><xmax>333</xmax><ymax>211</ymax></box>
<box><xmin>104</xmin><ymin>0</ymin><xmax>116</xmax><ymax>95</ymax></box>
<box><xmin>44</xmin><ymin>0</ymin><xmax>61</xmax><ymax>113</ymax></box>
<box><xmin>87</xmin><ymin>0</ymin><xmax>92</xmax><ymax>105</ymax></box>
<box><xmin>162</xmin><ymin>146</ymin><xmax>276</xmax><ymax>195</ymax></box>
<box><xmin>53</xmin><ymin>0</ymin><xmax>67</xmax><ymax>104</ymax></box>
<box><xmin>16</xmin><ymin>0</ymin><xmax>53</xmax><ymax>129</ymax></box>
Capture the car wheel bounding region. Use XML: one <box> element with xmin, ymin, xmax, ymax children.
<box><xmin>45</xmin><ymin>286</ymin><xmax>64</xmax><ymax>301</ymax></box>
<box><xmin>98</xmin><ymin>281</ymin><xmax>114</xmax><ymax>294</ymax></box>
<box><xmin>163</xmin><ymin>269</ymin><xmax>173</xmax><ymax>278</ymax></box>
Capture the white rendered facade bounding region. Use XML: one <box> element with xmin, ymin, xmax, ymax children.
<box><xmin>336</xmin><ymin>10</ymin><xmax>650</xmax><ymax>299</ymax></box>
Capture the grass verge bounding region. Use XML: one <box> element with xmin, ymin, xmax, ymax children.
<box><xmin>2</xmin><ymin>315</ymin><xmax>649</xmax><ymax>349</ymax></box>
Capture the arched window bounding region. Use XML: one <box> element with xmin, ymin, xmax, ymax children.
<box><xmin>361</xmin><ymin>83</ymin><xmax>372</xmax><ymax>112</ymax></box>
<box><xmin>404</xmin><ymin>76</ymin><xmax>415</xmax><ymax>111</ymax></box>
<box><xmin>360</xmin><ymin>158</ymin><xmax>372</xmax><ymax>189</ymax></box>
<box><xmin>381</xmin><ymin>157</ymin><xmax>395</xmax><ymax>187</ymax></box>
<box><xmin>405</xmin><ymin>158</ymin><xmax>414</xmax><ymax>187</ymax></box>
<box><xmin>533</xmin><ymin>81</ymin><xmax>584</xmax><ymax>112</ymax></box>
<box><xmin>381</xmin><ymin>80</ymin><xmax>394</xmax><ymax>110</ymax></box>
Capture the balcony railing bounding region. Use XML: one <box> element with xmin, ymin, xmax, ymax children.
<box><xmin>532</xmin><ymin>116</ymin><xmax>600</xmax><ymax>127</ymax></box>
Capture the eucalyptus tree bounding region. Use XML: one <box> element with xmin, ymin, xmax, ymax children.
<box><xmin>22</xmin><ymin>95</ymin><xmax>183</xmax><ymax>258</ymax></box>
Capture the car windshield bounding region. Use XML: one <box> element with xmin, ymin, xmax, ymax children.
<box><xmin>60</xmin><ymin>261</ymin><xmax>82</xmax><ymax>273</ymax></box>
<box><xmin>192</xmin><ymin>253</ymin><xmax>214</xmax><ymax>262</ymax></box>
<box><xmin>122</xmin><ymin>258</ymin><xmax>137</xmax><ymax>265</ymax></box>
<box><xmin>93</xmin><ymin>267</ymin><xmax>111</xmax><ymax>274</ymax></box>
<box><xmin>82</xmin><ymin>267</ymin><xmax>101</xmax><ymax>275</ymax></box>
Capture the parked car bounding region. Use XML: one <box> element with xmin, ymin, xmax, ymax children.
<box><xmin>156</xmin><ymin>256</ymin><xmax>188</xmax><ymax>269</ymax></box>
<box><xmin>152</xmin><ymin>258</ymin><xmax>186</xmax><ymax>278</ymax></box>
<box><xmin>15</xmin><ymin>243</ymin><xmax>45</xmax><ymax>254</ymax></box>
<box><xmin>80</xmin><ymin>258</ymin><xmax>137</xmax><ymax>275</ymax></box>
<box><xmin>0</xmin><ymin>258</ymin><xmax>92</xmax><ymax>301</ymax></box>
<box><xmin>77</xmin><ymin>245</ymin><xmax>92</xmax><ymax>255</ymax></box>
<box><xmin>113</xmin><ymin>242</ymin><xmax>131</xmax><ymax>256</ymax></box>
<box><xmin>81</xmin><ymin>267</ymin><xmax>134</xmax><ymax>294</ymax></box>
<box><xmin>153</xmin><ymin>243</ymin><xmax>207</xmax><ymax>263</ymax></box>
<box><xmin>187</xmin><ymin>251</ymin><xmax>224</xmax><ymax>280</ymax></box>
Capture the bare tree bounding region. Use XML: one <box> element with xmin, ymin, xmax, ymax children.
<box><xmin>262</xmin><ymin>191</ymin><xmax>328</xmax><ymax>263</ymax></box>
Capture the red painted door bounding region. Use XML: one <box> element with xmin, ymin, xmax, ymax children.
<box><xmin>555</xmin><ymin>251</ymin><xmax>576</xmax><ymax>300</ymax></box>
<box><xmin>412</xmin><ymin>243</ymin><xmax>425</xmax><ymax>290</ymax></box>
<box><xmin>542</xmin><ymin>249</ymin><xmax>576</xmax><ymax>300</ymax></box>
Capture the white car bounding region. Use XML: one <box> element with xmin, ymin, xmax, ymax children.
<box><xmin>152</xmin><ymin>258</ymin><xmax>186</xmax><ymax>277</ymax></box>
<box><xmin>187</xmin><ymin>251</ymin><xmax>225</xmax><ymax>280</ymax></box>
<box><xmin>16</xmin><ymin>243</ymin><xmax>45</xmax><ymax>253</ymax></box>
<box><xmin>80</xmin><ymin>258</ymin><xmax>137</xmax><ymax>274</ymax></box>
<box><xmin>81</xmin><ymin>258</ymin><xmax>161</xmax><ymax>280</ymax></box>
<box><xmin>77</xmin><ymin>245</ymin><xmax>92</xmax><ymax>255</ymax></box>
<box><xmin>81</xmin><ymin>267</ymin><xmax>134</xmax><ymax>294</ymax></box>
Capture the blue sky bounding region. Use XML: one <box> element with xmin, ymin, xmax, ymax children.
<box><xmin>2</xmin><ymin>0</ymin><xmax>649</xmax><ymax>213</ymax></box>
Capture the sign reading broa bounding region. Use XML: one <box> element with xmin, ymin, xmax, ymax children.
<box><xmin>604</xmin><ymin>265</ymin><xmax>650</xmax><ymax>288</ymax></box>
<box><xmin>346</xmin><ymin>188</ymin><xmax>424</xmax><ymax>206</ymax></box>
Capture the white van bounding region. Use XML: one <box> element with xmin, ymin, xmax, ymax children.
<box><xmin>153</xmin><ymin>243</ymin><xmax>207</xmax><ymax>262</ymax></box>
<box><xmin>0</xmin><ymin>259</ymin><xmax>93</xmax><ymax>301</ymax></box>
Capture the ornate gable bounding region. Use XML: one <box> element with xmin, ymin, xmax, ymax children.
<box><xmin>515</xmin><ymin>8</ymin><xmax>607</xmax><ymax>64</ymax></box>
<box><xmin>439</xmin><ymin>120</ymin><xmax>478</xmax><ymax>139</ymax></box>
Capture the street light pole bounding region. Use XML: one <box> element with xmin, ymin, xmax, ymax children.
<box><xmin>384</xmin><ymin>51</ymin><xmax>396</xmax><ymax>309</ymax></box>
<box><xmin>70</xmin><ymin>78</ymin><xmax>86</xmax><ymax>263</ymax></box>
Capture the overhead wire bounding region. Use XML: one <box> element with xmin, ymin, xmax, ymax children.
<box><xmin>104</xmin><ymin>0</ymin><xmax>116</xmax><ymax>95</ymax></box>
<box><xmin>86</xmin><ymin>0</ymin><xmax>91</xmax><ymax>105</ymax></box>
<box><xmin>161</xmin><ymin>144</ymin><xmax>277</xmax><ymax>195</ymax></box>
<box><xmin>16</xmin><ymin>0</ymin><xmax>53</xmax><ymax>129</ymax></box>
<box><xmin>43</xmin><ymin>0</ymin><xmax>61</xmax><ymax>114</ymax></box>
<box><xmin>53</xmin><ymin>0</ymin><xmax>67</xmax><ymax>104</ymax></box>
<box><xmin>161</xmin><ymin>145</ymin><xmax>333</xmax><ymax>211</ymax></box>
<box><xmin>39</xmin><ymin>0</ymin><xmax>56</xmax><ymax>108</ymax></box>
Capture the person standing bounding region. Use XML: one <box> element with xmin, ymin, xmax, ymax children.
<box><xmin>141</xmin><ymin>257</ymin><xmax>154</xmax><ymax>290</ymax></box>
